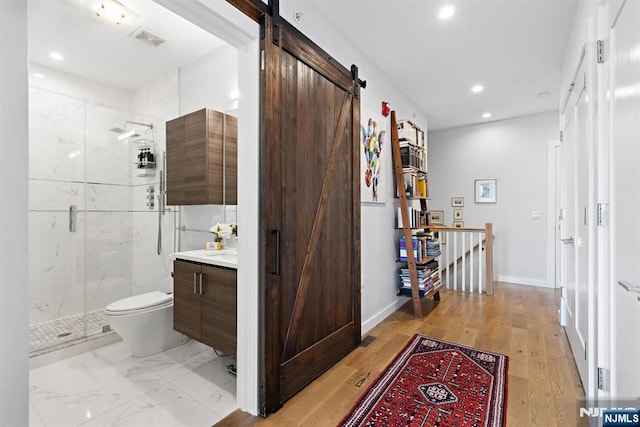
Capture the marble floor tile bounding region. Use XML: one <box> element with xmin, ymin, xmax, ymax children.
<box><xmin>29</xmin><ymin>340</ymin><xmax>236</xmax><ymax>427</ymax></box>
<box><xmin>140</xmin><ymin>340</ymin><xmax>216</xmax><ymax>382</ymax></box>
<box><xmin>80</xmin><ymin>383</ymin><xmax>222</xmax><ymax>427</ymax></box>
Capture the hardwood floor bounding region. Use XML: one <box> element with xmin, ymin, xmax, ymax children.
<box><xmin>217</xmin><ymin>283</ymin><xmax>587</xmax><ymax>426</ymax></box>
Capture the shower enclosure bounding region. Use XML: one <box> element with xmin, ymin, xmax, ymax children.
<box><xmin>28</xmin><ymin>87</ymin><xmax>176</xmax><ymax>355</ymax></box>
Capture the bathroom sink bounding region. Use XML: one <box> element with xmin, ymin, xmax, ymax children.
<box><xmin>172</xmin><ymin>249</ymin><xmax>238</xmax><ymax>269</ymax></box>
<box><xmin>199</xmin><ymin>251</ymin><xmax>238</xmax><ymax>264</ymax></box>
<box><xmin>200</xmin><ymin>249</ymin><xmax>237</xmax><ymax>257</ymax></box>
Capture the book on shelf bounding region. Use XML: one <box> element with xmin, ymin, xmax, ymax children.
<box><xmin>397</xmin><ymin>207</ymin><xmax>429</xmax><ymax>228</ymax></box>
<box><xmin>399</xmin><ymin>237</ymin><xmax>441</xmax><ymax>262</ymax></box>
<box><xmin>399</xmin><ymin>146</ymin><xmax>425</xmax><ymax>170</ymax></box>
<box><xmin>397</xmin><ymin>120</ymin><xmax>425</xmax><ymax>150</ymax></box>
<box><xmin>396</xmin><ymin>171</ymin><xmax>427</xmax><ymax>198</ymax></box>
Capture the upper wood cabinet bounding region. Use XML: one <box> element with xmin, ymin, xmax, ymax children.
<box><xmin>166</xmin><ymin>108</ymin><xmax>237</xmax><ymax>205</ymax></box>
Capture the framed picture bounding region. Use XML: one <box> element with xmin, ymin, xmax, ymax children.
<box><xmin>453</xmin><ymin>208</ymin><xmax>463</xmax><ymax>220</ymax></box>
<box><xmin>475</xmin><ymin>179</ymin><xmax>497</xmax><ymax>203</ymax></box>
<box><xmin>451</xmin><ymin>197</ymin><xmax>464</xmax><ymax>207</ymax></box>
<box><xmin>453</xmin><ymin>221</ymin><xmax>464</xmax><ymax>229</ymax></box>
<box><xmin>429</xmin><ymin>210</ymin><xmax>444</xmax><ymax>225</ymax></box>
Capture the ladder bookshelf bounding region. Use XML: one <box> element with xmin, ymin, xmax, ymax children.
<box><xmin>390</xmin><ymin>111</ymin><xmax>442</xmax><ymax>318</ymax></box>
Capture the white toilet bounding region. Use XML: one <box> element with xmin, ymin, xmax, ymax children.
<box><xmin>105</xmin><ymin>291</ymin><xmax>189</xmax><ymax>357</ymax></box>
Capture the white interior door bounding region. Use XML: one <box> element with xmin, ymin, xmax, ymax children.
<box><xmin>561</xmin><ymin>55</ymin><xmax>590</xmax><ymax>388</ymax></box>
<box><xmin>610</xmin><ymin>0</ymin><xmax>640</xmax><ymax>399</ymax></box>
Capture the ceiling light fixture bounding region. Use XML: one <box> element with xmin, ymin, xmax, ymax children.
<box><xmin>438</xmin><ymin>6</ymin><xmax>455</xmax><ymax>20</ymax></box>
<box><xmin>49</xmin><ymin>52</ymin><xmax>64</xmax><ymax>61</ymax></box>
<box><xmin>482</xmin><ymin>113</ymin><xmax>492</xmax><ymax>119</ymax></box>
<box><xmin>471</xmin><ymin>85</ymin><xmax>484</xmax><ymax>93</ymax></box>
<box><xmin>537</xmin><ymin>90</ymin><xmax>551</xmax><ymax>98</ymax></box>
<box><xmin>96</xmin><ymin>0</ymin><xmax>127</xmax><ymax>25</ymax></box>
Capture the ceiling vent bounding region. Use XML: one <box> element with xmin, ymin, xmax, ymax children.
<box><xmin>129</xmin><ymin>27</ymin><xmax>166</xmax><ymax>48</ymax></box>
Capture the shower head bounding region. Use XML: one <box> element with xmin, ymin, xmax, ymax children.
<box><xmin>110</xmin><ymin>121</ymin><xmax>152</xmax><ymax>141</ymax></box>
<box><xmin>110</xmin><ymin>127</ymin><xmax>141</xmax><ymax>140</ymax></box>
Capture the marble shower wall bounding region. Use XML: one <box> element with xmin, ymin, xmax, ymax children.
<box><xmin>28</xmin><ymin>87</ymin><xmax>176</xmax><ymax>326</ymax></box>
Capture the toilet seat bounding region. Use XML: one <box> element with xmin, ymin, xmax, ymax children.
<box><xmin>105</xmin><ymin>291</ymin><xmax>173</xmax><ymax>316</ymax></box>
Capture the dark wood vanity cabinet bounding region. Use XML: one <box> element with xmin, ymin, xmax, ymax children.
<box><xmin>173</xmin><ymin>259</ymin><xmax>237</xmax><ymax>356</ymax></box>
<box><xmin>166</xmin><ymin>108</ymin><xmax>237</xmax><ymax>205</ymax></box>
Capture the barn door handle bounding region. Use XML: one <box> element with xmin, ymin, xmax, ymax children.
<box><xmin>272</xmin><ymin>229</ymin><xmax>280</xmax><ymax>275</ymax></box>
<box><xmin>618</xmin><ymin>281</ymin><xmax>640</xmax><ymax>294</ymax></box>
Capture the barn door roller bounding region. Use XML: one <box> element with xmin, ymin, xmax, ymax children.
<box><xmin>269</xmin><ymin>0</ymin><xmax>280</xmax><ymax>45</ymax></box>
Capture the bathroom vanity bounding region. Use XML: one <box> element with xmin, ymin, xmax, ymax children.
<box><xmin>171</xmin><ymin>250</ymin><xmax>237</xmax><ymax>356</ymax></box>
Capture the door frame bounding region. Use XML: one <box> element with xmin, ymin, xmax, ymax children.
<box><xmin>560</xmin><ymin>38</ymin><xmax>600</xmax><ymax>404</ymax></box>
<box><xmin>547</xmin><ymin>139</ymin><xmax>561</xmax><ymax>293</ymax></box>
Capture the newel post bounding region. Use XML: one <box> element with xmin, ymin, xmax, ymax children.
<box><xmin>484</xmin><ymin>223</ymin><xmax>494</xmax><ymax>295</ymax></box>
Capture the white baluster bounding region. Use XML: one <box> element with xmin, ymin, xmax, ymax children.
<box><xmin>479</xmin><ymin>233</ymin><xmax>484</xmax><ymax>294</ymax></box>
<box><xmin>453</xmin><ymin>231</ymin><xmax>457</xmax><ymax>291</ymax></box>
<box><xmin>470</xmin><ymin>232</ymin><xmax>475</xmax><ymax>293</ymax></box>
<box><xmin>443</xmin><ymin>231</ymin><xmax>449</xmax><ymax>289</ymax></box>
<box><xmin>462</xmin><ymin>231</ymin><xmax>466</xmax><ymax>292</ymax></box>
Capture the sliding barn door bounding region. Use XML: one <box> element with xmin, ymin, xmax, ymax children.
<box><xmin>261</xmin><ymin>14</ymin><xmax>361</xmax><ymax>413</ymax></box>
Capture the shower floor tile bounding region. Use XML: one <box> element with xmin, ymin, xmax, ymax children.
<box><xmin>29</xmin><ymin>309</ymin><xmax>109</xmax><ymax>354</ymax></box>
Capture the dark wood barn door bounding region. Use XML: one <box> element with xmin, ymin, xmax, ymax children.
<box><xmin>261</xmin><ymin>14</ymin><xmax>362</xmax><ymax>413</ymax></box>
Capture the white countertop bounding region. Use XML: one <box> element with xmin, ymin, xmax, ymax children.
<box><xmin>172</xmin><ymin>249</ymin><xmax>238</xmax><ymax>269</ymax></box>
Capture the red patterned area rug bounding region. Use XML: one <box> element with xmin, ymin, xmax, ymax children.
<box><xmin>340</xmin><ymin>334</ymin><xmax>508</xmax><ymax>427</ymax></box>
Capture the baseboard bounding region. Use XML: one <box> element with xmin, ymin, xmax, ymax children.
<box><xmin>497</xmin><ymin>275</ymin><xmax>555</xmax><ymax>288</ymax></box>
<box><xmin>361</xmin><ymin>298</ymin><xmax>406</xmax><ymax>337</ymax></box>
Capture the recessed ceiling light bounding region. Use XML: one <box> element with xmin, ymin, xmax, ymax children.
<box><xmin>537</xmin><ymin>90</ymin><xmax>551</xmax><ymax>98</ymax></box>
<box><xmin>49</xmin><ymin>52</ymin><xmax>64</xmax><ymax>61</ymax></box>
<box><xmin>438</xmin><ymin>6</ymin><xmax>455</xmax><ymax>20</ymax></box>
<box><xmin>471</xmin><ymin>85</ymin><xmax>484</xmax><ymax>93</ymax></box>
<box><xmin>482</xmin><ymin>113</ymin><xmax>492</xmax><ymax>119</ymax></box>
<box><xmin>33</xmin><ymin>73</ymin><xmax>45</xmax><ymax>79</ymax></box>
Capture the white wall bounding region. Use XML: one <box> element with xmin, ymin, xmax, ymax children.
<box><xmin>428</xmin><ymin>112</ymin><xmax>559</xmax><ymax>287</ymax></box>
<box><xmin>279</xmin><ymin>1</ymin><xmax>431</xmax><ymax>333</ymax></box>
<box><xmin>0</xmin><ymin>0</ymin><xmax>29</xmax><ymax>424</ymax></box>
<box><xmin>179</xmin><ymin>44</ymin><xmax>238</xmax><ymax>115</ymax></box>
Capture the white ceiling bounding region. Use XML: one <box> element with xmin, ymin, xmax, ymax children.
<box><xmin>293</xmin><ymin>0</ymin><xmax>578</xmax><ymax>130</ymax></box>
<box><xmin>28</xmin><ymin>0</ymin><xmax>226</xmax><ymax>91</ymax></box>
<box><xmin>28</xmin><ymin>0</ymin><xmax>578</xmax><ymax>130</ymax></box>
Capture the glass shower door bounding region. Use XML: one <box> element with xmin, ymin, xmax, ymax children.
<box><xmin>28</xmin><ymin>88</ymin><xmax>88</xmax><ymax>353</ymax></box>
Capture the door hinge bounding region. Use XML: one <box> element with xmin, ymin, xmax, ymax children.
<box><xmin>559</xmin><ymin>131</ymin><xmax>564</xmax><ymax>142</ymax></box>
<box><xmin>598</xmin><ymin>367</ymin><xmax>610</xmax><ymax>391</ymax></box>
<box><xmin>597</xmin><ymin>203</ymin><xmax>608</xmax><ymax>227</ymax></box>
<box><xmin>583</xmin><ymin>72</ymin><xmax>587</xmax><ymax>91</ymax></box>
<box><xmin>597</xmin><ymin>40</ymin><xmax>606</xmax><ymax>64</ymax></box>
